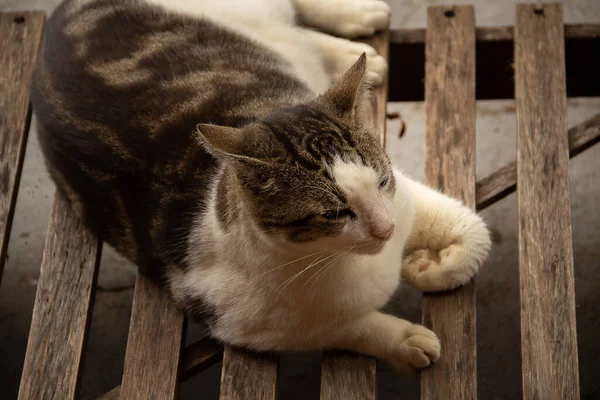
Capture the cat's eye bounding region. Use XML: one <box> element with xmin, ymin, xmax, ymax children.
<box><xmin>322</xmin><ymin>209</ymin><xmax>355</xmax><ymax>220</ymax></box>
<box><xmin>379</xmin><ymin>176</ymin><xmax>389</xmax><ymax>188</ymax></box>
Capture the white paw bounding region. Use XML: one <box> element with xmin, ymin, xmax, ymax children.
<box><xmin>331</xmin><ymin>41</ymin><xmax>387</xmax><ymax>86</ymax></box>
<box><xmin>333</xmin><ymin>0</ymin><xmax>391</xmax><ymax>38</ymax></box>
<box><xmin>388</xmin><ymin>324</ymin><xmax>440</xmax><ymax>375</ymax></box>
<box><xmin>301</xmin><ymin>0</ymin><xmax>391</xmax><ymax>39</ymax></box>
<box><xmin>403</xmin><ymin>231</ymin><xmax>491</xmax><ymax>292</ymax></box>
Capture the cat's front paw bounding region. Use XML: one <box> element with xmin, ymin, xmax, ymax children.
<box><xmin>389</xmin><ymin>324</ymin><xmax>440</xmax><ymax>376</ymax></box>
<box><xmin>403</xmin><ymin>221</ymin><xmax>491</xmax><ymax>292</ymax></box>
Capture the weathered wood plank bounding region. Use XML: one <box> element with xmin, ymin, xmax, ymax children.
<box><xmin>220</xmin><ymin>348</ymin><xmax>279</xmax><ymax>400</ymax></box>
<box><xmin>421</xmin><ymin>6</ymin><xmax>477</xmax><ymax>400</ymax></box>
<box><xmin>119</xmin><ymin>274</ymin><xmax>186</xmax><ymax>400</ymax></box>
<box><xmin>515</xmin><ymin>4</ymin><xmax>580</xmax><ymax>399</ymax></box>
<box><xmin>0</xmin><ymin>11</ymin><xmax>45</xmax><ymax>285</ymax></box>
<box><xmin>476</xmin><ymin>112</ymin><xmax>600</xmax><ymax>211</ymax></box>
<box><xmin>319</xmin><ymin>31</ymin><xmax>388</xmax><ymax>400</ymax></box>
<box><xmin>389</xmin><ymin>23</ymin><xmax>600</xmax><ymax>44</ymax></box>
<box><xmin>98</xmin><ymin>338</ymin><xmax>223</xmax><ymax>400</ymax></box>
<box><xmin>18</xmin><ymin>194</ymin><xmax>102</xmax><ymax>400</ymax></box>
<box><xmin>362</xmin><ymin>30</ymin><xmax>389</xmax><ymax>147</ymax></box>
<box><xmin>320</xmin><ymin>352</ymin><xmax>376</xmax><ymax>400</ymax></box>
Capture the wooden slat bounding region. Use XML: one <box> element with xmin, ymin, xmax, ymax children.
<box><xmin>319</xmin><ymin>30</ymin><xmax>388</xmax><ymax>400</ymax></box>
<box><xmin>421</xmin><ymin>6</ymin><xmax>477</xmax><ymax>400</ymax></box>
<box><xmin>515</xmin><ymin>4</ymin><xmax>580</xmax><ymax>399</ymax></box>
<box><xmin>320</xmin><ymin>352</ymin><xmax>376</xmax><ymax>400</ymax></box>
<box><xmin>363</xmin><ymin>30</ymin><xmax>389</xmax><ymax>147</ymax></box>
<box><xmin>220</xmin><ymin>348</ymin><xmax>278</xmax><ymax>400</ymax></box>
<box><xmin>98</xmin><ymin>338</ymin><xmax>223</xmax><ymax>400</ymax></box>
<box><xmin>389</xmin><ymin>23</ymin><xmax>600</xmax><ymax>44</ymax></box>
<box><xmin>19</xmin><ymin>194</ymin><xmax>102</xmax><ymax>399</ymax></box>
<box><xmin>476</xmin><ymin>112</ymin><xmax>600</xmax><ymax>211</ymax></box>
<box><xmin>119</xmin><ymin>274</ymin><xmax>186</xmax><ymax>399</ymax></box>
<box><xmin>0</xmin><ymin>11</ymin><xmax>45</xmax><ymax>285</ymax></box>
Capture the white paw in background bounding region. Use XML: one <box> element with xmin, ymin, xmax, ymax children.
<box><xmin>300</xmin><ymin>0</ymin><xmax>391</xmax><ymax>39</ymax></box>
<box><xmin>389</xmin><ymin>323</ymin><xmax>441</xmax><ymax>376</ymax></box>
<box><xmin>331</xmin><ymin>40</ymin><xmax>388</xmax><ymax>86</ymax></box>
<box><xmin>330</xmin><ymin>0</ymin><xmax>392</xmax><ymax>39</ymax></box>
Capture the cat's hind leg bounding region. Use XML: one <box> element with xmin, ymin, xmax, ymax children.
<box><xmin>303</xmin><ymin>29</ymin><xmax>387</xmax><ymax>86</ymax></box>
<box><xmin>292</xmin><ymin>0</ymin><xmax>391</xmax><ymax>39</ymax></box>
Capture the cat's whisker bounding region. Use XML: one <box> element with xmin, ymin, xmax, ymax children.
<box><xmin>405</xmin><ymin>157</ymin><xmax>422</xmax><ymax>176</ymax></box>
<box><xmin>306</xmin><ymin>245</ymin><xmax>356</xmax><ymax>293</ymax></box>
<box><xmin>259</xmin><ymin>250</ymin><xmax>325</xmax><ymax>276</ymax></box>
<box><xmin>302</xmin><ymin>252</ymin><xmax>344</xmax><ymax>290</ymax></box>
<box><xmin>274</xmin><ymin>252</ymin><xmax>340</xmax><ymax>297</ymax></box>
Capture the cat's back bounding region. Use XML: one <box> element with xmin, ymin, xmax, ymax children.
<box><xmin>33</xmin><ymin>0</ymin><xmax>311</xmax><ymax>150</ymax></box>
<box><xmin>31</xmin><ymin>0</ymin><xmax>313</xmax><ymax>281</ymax></box>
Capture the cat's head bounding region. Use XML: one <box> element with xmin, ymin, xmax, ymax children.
<box><xmin>197</xmin><ymin>54</ymin><xmax>398</xmax><ymax>255</ymax></box>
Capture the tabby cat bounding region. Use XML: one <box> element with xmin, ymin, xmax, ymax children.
<box><xmin>32</xmin><ymin>0</ymin><xmax>491</xmax><ymax>374</ymax></box>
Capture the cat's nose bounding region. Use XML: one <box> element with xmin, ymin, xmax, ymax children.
<box><xmin>371</xmin><ymin>222</ymin><xmax>395</xmax><ymax>240</ymax></box>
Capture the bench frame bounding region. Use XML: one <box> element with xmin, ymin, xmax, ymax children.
<box><xmin>1</xmin><ymin>3</ymin><xmax>598</xmax><ymax>399</ymax></box>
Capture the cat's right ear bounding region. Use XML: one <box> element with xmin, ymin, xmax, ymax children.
<box><xmin>196</xmin><ymin>124</ymin><xmax>269</xmax><ymax>165</ymax></box>
<box><xmin>321</xmin><ymin>53</ymin><xmax>370</xmax><ymax>119</ymax></box>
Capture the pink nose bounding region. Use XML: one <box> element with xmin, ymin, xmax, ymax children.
<box><xmin>371</xmin><ymin>223</ymin><xmax>395</xmax><ymax>240</ymax></box>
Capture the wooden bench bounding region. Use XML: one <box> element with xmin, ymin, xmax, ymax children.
<box><xmin>1</xmin><ymin>3</ymin><xmax>598</xmax><ymax>399</ymax></box>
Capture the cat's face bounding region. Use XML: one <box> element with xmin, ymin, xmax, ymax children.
<box><xmin>198</xmin><ymin>54</ymin><xmax>397</xmax><ymax>254</ymax></box>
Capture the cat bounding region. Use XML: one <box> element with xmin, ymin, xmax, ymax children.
<box><xmin>31</xmin><ymin>0</ymin><xmax>491</xmax><ymax>375</ymax></box>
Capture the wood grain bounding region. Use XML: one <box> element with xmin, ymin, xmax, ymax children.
<box><xmin>515</xmin><ymin>4</ymin><xmax>580</xmax><ymax>399</ymax></box>
<box><xmin>421</xmin><ymin>6</ymin><xmax>477</xmax><ymax>400</ymax></box>
<box><xmin>319</xmin><ymin>31</ymin><xmax>388</xmax><ymax>400</ymax></box>
<box><xmin>18</xmin><ymin>194</ymin><xmax>102</xmax><ymax>400</ymax></box>
<box><xmin>219</xmin><ymin>348</ymin><xmax>279</xmax><ymax>400</ymax></box>
<box><xmin>389</xmin><ymin>23</ymin><xmax>600</xmax><ymax>44</ymax></box>
<box><xmin>476</xmin><ymin>112</ymin><xmax>600</xmax><ymax>211</ymax></box>
<box><xmin>98</xmin><ymin>337</ymin><xmax>223</xmax><ymax>399</ymax></box>
<box><xmin>0</xmin><ymin>11</ymin><xmax>45</xmax><ymax>285</ymax></box>
<box><xmin>361</xmin><ymin>30</ymin><xmax>389</xmax><ymax>147</ymax></box>
<box><xmin>119</xmin><ymin>274</ymin><xmax>186</xmax><ymax>400</ymax></box>
<box><xmin>320</xmin><ymin>352</ymin><xmax>376</xmax><ymax>400</ymax></box>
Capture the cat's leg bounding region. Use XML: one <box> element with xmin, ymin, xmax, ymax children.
<box><xmin>333</xmin><ymin>311</ymin><xmax>440</xmax><ymax>375</ymax></box>
<box><xmin>303</xmin><ymin>29</ymin><xmax>387</xmax><ymax>86</ymax></box>
<box><xmin>292</xmin><ymin>0</ymin><xmax>391</xmax><ymax>39</ymax></box>
<box><xmin>398</xmin><ymin>172</ymin><xmax>492</xmax><ymax>292</ymax></box>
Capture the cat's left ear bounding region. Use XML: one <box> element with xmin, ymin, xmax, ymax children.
<box><xmin>196</xmin><ymin>124</ymin><xmax>268</xmax><ymax>165</ymax></box>
<box><xmin>321</xmin><ymin>53</ymin><xmax>370</xmax><ymax>119</ymax></box>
